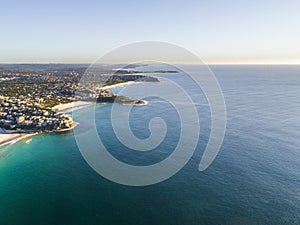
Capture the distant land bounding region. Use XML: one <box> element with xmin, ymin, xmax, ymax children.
<box><xmin>0</xmin><ymin>63</ymin><xmax>149</xmax><ymax>72</ymax></box>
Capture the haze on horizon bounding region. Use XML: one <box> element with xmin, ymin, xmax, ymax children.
<box><xmin>1</xmin><ymin>0</ymin><xmax>300</xmax><ymax>64</ymax></box>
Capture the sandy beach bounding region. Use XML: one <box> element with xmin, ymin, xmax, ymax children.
<box><xmin>0</xmin><ymin>132</ymin><xmax>38</xmax><ymax>148</ymax></box>
<box><xmin>0</xmin><ymin>133</ymin><xmax>22</xmax><ymax>146</ymax></box>
<box><xmin>52</xmin><ymin>101</ymin><xmax>93</xmax><ymax>112</ymax></box>
<box><xmin>101</xmin><ymin>81</ymin><xmax>134</xmax><ymax>90</ymax></box>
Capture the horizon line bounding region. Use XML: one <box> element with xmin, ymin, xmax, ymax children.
<box><xmin>1</xmin><ymin>62</ymin><xmax>300</xmax><ymax>66</ymax></box>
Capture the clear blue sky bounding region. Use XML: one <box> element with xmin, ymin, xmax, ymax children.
<box><xmin>1</xmin><ymin>0</ymin><xmax>299</xmax><ymax>64</ymax></box>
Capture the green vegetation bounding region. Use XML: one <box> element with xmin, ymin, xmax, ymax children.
<box><xmin>102</xmin><ymin>79</ymin><xmax>127</xmax><ymax>87</ymax></box>
<box><xmin>41</xmin><ymin>98</ymin><xmax>71</xmax><ymax>109</ymax></box>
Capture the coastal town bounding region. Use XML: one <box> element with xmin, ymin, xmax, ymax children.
<box><xmin>0</xmin><ymin>95</ymin><xmax>73</xmax><ymax>132</ymax></box>
<box><xmin>0</xmin><ymin>64</ymin><xmax>162</xmax><ymax>141</ymax></box>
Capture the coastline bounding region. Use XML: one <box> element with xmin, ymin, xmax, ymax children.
<box><xmin>101</xmin><ymin>81</ymin><xmax>134</xmax><ymax>90</ymax></box>
<box><xmin>52</xmin><ymin>81</ymin><xmax>136</xmax><ymax>111</ymax></box>
<box><xmin>101</xmin><ymin>81</ymin><xmax>148</xmax><ymax>105</ymax></box>
<box><xmin>0</xmin><ymin>132</ymin><xmax>38</xmax><ymax>148</ymax></box>
<box><xmin>53</xmin><ymin>101</ymin><xmax>93</xmax><ymax>112</ymax></box>
<box><xmin>0</xmin><ymin>81</ymin><xmax>145</xmax><ymax>148</ymax></box>
<box><xmin>0</xmin><ymin>122</ymin><xmax>79</xmax><ymax>148</ymax></box>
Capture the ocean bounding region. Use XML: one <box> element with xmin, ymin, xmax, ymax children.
<box><xmin>0</xmin><ymin>65</ymin><xmax>300</xmax><ymax>225</ymax></box>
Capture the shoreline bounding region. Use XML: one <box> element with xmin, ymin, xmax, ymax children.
<box><xmin>0</xmin><ymin>122</ymin><xmax>79</xmax><ymax>148</ymax></box>
<box><xmin>101</xmin><ymin>81</ymin><xmax>148</xmax><ymax>105</ymax></box>
<box><xmin>0</xmin><ymin>132</ymin><xmax>38</xmax><ymax>148</ymax></box>
<box><xmin>101</xmin><ymin>81</ymin><xmax>134</xmax><ymax>90</ymax></box>
<box><xmin>52</xmin><ymin>81</ymin><xmax>136</xmax><ymax>112</ymax></box>
<box><xmin>53</xmin><ymin>101</ymin><xmax>93</xmax><ymax>112</ymax></box>
<box><xmin>0</xmin><ymin>81</ymin><xmax>146</xmax><ymax>148</ymax></box>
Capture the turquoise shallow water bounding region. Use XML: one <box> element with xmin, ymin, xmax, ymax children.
<box><xmin>0</xmin><ymin>65</ymin><xmax>300</xmax><ymax>225</ymax></box>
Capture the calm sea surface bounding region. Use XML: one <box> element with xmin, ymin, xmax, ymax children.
<box><xmin>0</xmin><ymin>65</ymin><xmax>300</xmax><ymax>225</ymax></box>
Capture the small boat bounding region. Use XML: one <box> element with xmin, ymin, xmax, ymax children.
<box><xmin>25</xmin><ymin>139</ymin><xmax>32</xmax><ymax>144</ymax></box>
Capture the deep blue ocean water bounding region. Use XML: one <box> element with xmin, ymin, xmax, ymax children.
<box><xmin>0</xmin><ymin>65</ymin><xmax>300</xmax><ymax>225</ymax></box>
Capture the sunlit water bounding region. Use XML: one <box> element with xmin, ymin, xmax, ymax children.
<box><xmin>0</xmin><ymin>65</ymin><xmax>300</xmax><ymax>225</ymax></box>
